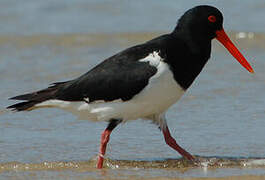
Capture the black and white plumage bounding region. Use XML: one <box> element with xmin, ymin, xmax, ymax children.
<box><xmin>7</xmin><ymin>37</ymin><xmax>199</xmax><ymax>123</ymax></box>
<box><xmin>7</xmin><ymin>5</ymin><xmax>254</xmax><ymax>168</ymax></box>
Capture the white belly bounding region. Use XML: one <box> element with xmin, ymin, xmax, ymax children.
<box><xmin>36</xmin><ymin>53</ymin><xmax>185</xmax><ymax>121</ymax></box>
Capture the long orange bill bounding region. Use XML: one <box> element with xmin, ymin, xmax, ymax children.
<box><xmin>215</xmin><ymin>29</ymin><xmax>254</xmax><ymax>73</ymax></box>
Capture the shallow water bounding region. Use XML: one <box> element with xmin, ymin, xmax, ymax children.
<box><xmin>1</xmin><ymin>0</ymin><xmax>265</xmax><ymax>179</ymax></box>
<box><xmin>1</xmin><ymin>157</ymin><xmax>265</xmax><ymax>178</ymax></box>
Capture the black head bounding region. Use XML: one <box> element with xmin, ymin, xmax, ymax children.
<box><xmin>173</xmin><ymin>5</ymin><xmax>254</xmax><ymax>74</ymax></box>
<box><xmin>175</xmin><ymin>5</ymin><xmax>223</xmax><ymax>40</ymax></box>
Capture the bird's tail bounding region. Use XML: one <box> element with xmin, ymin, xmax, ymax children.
<box><xmin>7</xmin><ymin>82</ymin><xmax>67</xmax><ymax>111</ymax></box>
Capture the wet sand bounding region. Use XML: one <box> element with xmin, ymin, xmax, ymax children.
<box><xmin>1</xmin><ymin>31</ymin><xmax>265</xmax><ymax>49</ymax></box>
<box><xmin>1</xmin><ymin>157</ymin><xmax>265</xmax><ymax>179</ymax></box>
<box><xmin>2</xmin><ymin>157</ymin><xmax>265</xmax><ymax>171</ymax></box>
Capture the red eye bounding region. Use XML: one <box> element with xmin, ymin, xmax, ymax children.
<box><xmin>208</xmin><ymin>15</ymin><xmax>216</xmax><ymax>23</ymax></box>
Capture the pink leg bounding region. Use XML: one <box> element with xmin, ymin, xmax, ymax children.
<box><xmin>162</xmin><ymin>126</ymin><xmax>195</xmax><ymax>160</ymax></box>
<box><xmin>97</xmin><ymin>129</ymin><xmax>112</xmax><ymax>169</ymax></box>
<box><xmin>97</xmin><ymin>119</ymin><xmax>121</xmax><ymax>169</ymax></box>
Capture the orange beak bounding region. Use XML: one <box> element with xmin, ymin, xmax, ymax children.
<box><xmin>215</xmin><ymin>29</ymin><xmax>254</xmax><ymax>73</ymax></box>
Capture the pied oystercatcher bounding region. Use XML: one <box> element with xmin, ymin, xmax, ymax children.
<box><xmin>7</xmin><ymin>5</ymin><xmax>254</xmax><ymax>168</ymax></box>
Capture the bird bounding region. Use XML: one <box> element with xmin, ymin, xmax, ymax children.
<box><xmin>7</xmin><ymin>5</ymin><xmax>254</xmax><ymax>169</ymax></box>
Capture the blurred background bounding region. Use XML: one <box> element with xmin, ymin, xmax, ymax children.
<box><xmin>0</xmin><ymin>0</ymin><xmax>265</xmax><ymax>179</ymax></box>
<box><xmin>1</xmin><ymin>0</ymin><xmax>265</xmax><ymax>34</ymax></box>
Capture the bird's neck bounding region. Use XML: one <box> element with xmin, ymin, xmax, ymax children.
<box><xmin>164</xmin><ymin>31</ymin><xmax>211</xmax><ymax>90</ymax></box>
<box><xmin>172</xmin><ymin>27</ymin><xmax>212</xmax><ymax>54</ymax></box>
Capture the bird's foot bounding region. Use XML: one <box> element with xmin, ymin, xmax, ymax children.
<box><xmin>182</xmin><ymin>154</ymin><xmax>201</xmax><ymax>166</ymax></box>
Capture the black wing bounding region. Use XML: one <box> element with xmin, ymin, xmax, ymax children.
<box><xmin>55</xmin><ymin>44</ymin><xmax>158</xmax><ymax>102</ymax></box>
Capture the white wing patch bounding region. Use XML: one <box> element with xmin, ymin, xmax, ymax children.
<box><xmin>139</xmin><ymin>51</ymin><xmax>162</xmax><ymax>67</ymax></box>
<box><xmin>84</xmin><ymin>97</ymin><xmax>89</xmax><ymax>103</ymax></box>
